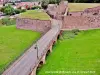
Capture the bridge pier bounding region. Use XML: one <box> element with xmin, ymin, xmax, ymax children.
<box><xmin>31</xmin><ymin>67</ymin><xmax>37</xmax><ymax>75</ymax></box>
<box><xmin>49</xmin><ymin>45</ymin><xmax>53</xmax><ymax>52</ymax></box>
<box><xmin>31</xmin><ymin>54</ymin><xmax>46</xmax><ymax>75</ymax></box>
<box><xmin>54</xmin><ymin>37</ymin><xmax>57</xmax><ymax>44</ymax></box>
<box><xmin>40</xmin><ymin>54</ymin><xmax>46</xmax><ymax>65</ymax></box>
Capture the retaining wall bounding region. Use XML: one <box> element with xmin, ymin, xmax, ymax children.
<box><xmin>62</xmin><ymin>15</ymin><xmax>100</xmax><ymax>30</ymax></box>
<box><xmin>62</xmin><ymin>5</ymin><xmax>100</xmax><ymax>30</ymax></box>
<box><xmin>16</xmin><ymin>18</ymin><xmax>51</xmax><ymax>33</ymax></box>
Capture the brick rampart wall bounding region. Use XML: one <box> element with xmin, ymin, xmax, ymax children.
<box><xmin>62</xmin><ymin>15</ymin><xmax>100</xmax><ymax>30</ymax></box>
<box><xmin>16</xmin><ymin>18</ymin><xmax>51</xmax><ymax>33</ymax></box>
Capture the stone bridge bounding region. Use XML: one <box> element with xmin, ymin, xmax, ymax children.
<box><xmin>2</xmin><ymin>1</ymin><xmax>68</xmax><ymax>75</ymax></box>
<box><xmin>2</xmin><ymin>20</ymin><xmax>62</xmax><ymax>75</ymax></box>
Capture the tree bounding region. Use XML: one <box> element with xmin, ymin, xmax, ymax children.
<box><xmin>3</xmin><ymin>5</ymin><xmax>15</xmax><ymax>15</ymax></box>
<box><xmin>93</xmin><ymin>0</ymin><xmax>100</xmax><ymax>2</ymax></box>
<box><xmin>56</xmin><ymin>0</ymin><xmax>61</xmax><ymax>4</ymax></box>
<box><xmin>41</xmin><ymin>0</ymin><xmax>49</xmax><ymax>9</ymax></box>
<box><xmin>15</xmin><ymin>9</ymin><xmax>21</xmax><ymax>14</ymax></box>
<box><xmin>49</xmin><ymin>0</ymin><xmax>61</xmax><ymax>4</ymax></box>
<box><xmin>49</xmin><ymin>0</ymin><xmax>56</xmax><ymax>4</ymax></box>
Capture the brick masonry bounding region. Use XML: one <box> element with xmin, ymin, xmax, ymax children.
<box><xmin>62</xmin><ymin>15</ymin><xmax>100</xmax><ymax>30</ymax></box>
<box><xmin>62</xmin><ymin>6</ymin><xmax>100</xmax><ymax>30</ymax></box>
<box><xmin>16</xmin><ymin>18</ymin><xmax>51</xmax><ymax>33</ymax></box>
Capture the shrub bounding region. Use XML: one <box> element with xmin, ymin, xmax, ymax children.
<box><xmin>9</xmin><ymin>18</ymin><xmax>16</xmax><ymax>25</ymax></box>
<box><xmin>14</xmin><ymin>9</ymin><xmax>26</xmax><ymax>14</ymax></box>
<box><xmin>56</xmin><ymin>0</ymin><xmax>61</xmax><ymax>5</ymax></box>
<box><xmin>60</xmin><ymin>29</ymin><xmax>80</xmax><ymax>41</ymax></box>
<box><xmin>0</xmin><ymin>19</ymin><xmax>3</xmax><ymax>26</ymax></box>
<box><xmin>3</xmin><ymin>5</ymin><xmax>15</xmax><ymax>15</ymax></box>
<box><xmin>21</xmin><ymin>9</ymin><xmax>26</xmax><ymax>12</ymax></box>
<box><xmin>41</xmin><ymin>0</ymin><xmax>49</xmax><ymax>9</ymax></box>
<box><xmin>49</xmin><ymin>0</ymin><xmax>61</xmax><ymax>4</ymax></box>
<box><xmin>32</xmin><ymin>6</ymin><xmax>42</xmax><ymax>10</ymax></box>
<box><xmin>72</xmin><ymin>29</ymin><xmax>80</xmax><ymax>35</ymax></box>
<box><xmin>2</xmin><ymin>17</ymin><xmax>16</xmax><ymax>26</ymax></box>
<box><xmin>49</xmin><ymin>0</ymin><xmax>56</xmax><ymax>4</ymax></box>
<box><xmin>0</xmin><ymin>7</ymin><xmax>4</xmax><ymax>12</ymax></box>
<box><xmin>15</xmin><ymin>9</ymin><xmax>21</xmax><ymax>14</ymax></box>
<box><xmin>1</xmin><ymin>5</ymin><xmax>26</xmax><ymax>15</ymax></box>
<box><xmin>59</xmin><ymin>31</ymin><xmax>75</xmax><ymax>41</ymax></box>
<box><xmin>2</xmin><ymin>18</ymin><xmax>9</xmax><ymax>25</ymax></box>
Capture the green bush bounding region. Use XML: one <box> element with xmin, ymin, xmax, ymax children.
<box><xmin>49</xmin><ymin>0</ymin><xmax>61</xmax><ymax>4</ymax></box>
<box><xmin>60</xmin><ymin>29</ymin><xmax>80</xmax><ymax>41</ymax></box>
<box><xmin>60</xmin><ymin>31</ymin><xmax>75</xmax><ymax>40</ymax></box>
<box><xmin>1</xmin><ymin>5</ymin><xmax>26</xmax><ymax>15</ymax></box>
<box><xmin>2</xmin><ymin>17</ymin><xmax>16</xmax><ymax>26</ymax></box>
<box><xmin>56</xmin><ymin>0</ymin><xmax>61</xmax><ymax>4</ymax></box>
<box><xmin>13</xmin><ymin>9</ymin><xmax>26</xmax><ymax>14</ymax></box>
<box><xmin>0</xmin><ymin>7</ymin><xmax>4</xmax><ymax>12</ymax></box>
<box><xmin>72</xmin><ymin>29</ymin><xmax>80</xmax><ymax>35</ymax></box>
<box><xmin>32</xmin><ymin>6</ymin><xmax>42</xmax><ymax>10</ymax></box>
<box><xmin>49</xmin><ymin>0</ymin><xmax>56</xmax><ymax>4</ymax></box>
<box><xmin>2</xmin><ymin>5</ymin><xmax>15</xmax><ymax>15</ymax></box>
<box><xmin>41</xmin><ymin>0</ymin><xmax>49</xmax><ymax>9</ymax></box>
<box><xmin>15</xmin><ymin>9</ymin><xmax>21</xmax><ymax>14</ymax></box>
<box><xmin>20</xmin><ymin>9</ymin><xmax>26</xmax><ymax>12</ymax></box>
<box><xmin>0</xmin><ymin>19</ymin><xmax>3</xmax><ymax>26</ymax></box>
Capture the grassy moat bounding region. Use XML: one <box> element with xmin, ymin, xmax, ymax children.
<box><xmin>38</xmin><ymin>29</ymin><xmax>100</xmax><ymax>75</ymax></box>
<box><xmin>0</xmin><ymin>26</ymin><xmax>41</xmax><ymax>74</ymax></box>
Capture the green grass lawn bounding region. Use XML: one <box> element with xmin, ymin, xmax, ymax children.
<box><xmin>37</xmin><ymin>29</ymin><xmax>100</xmax><ymax>75</ymax></box>
<box><xmin>69</xmin><ymin>3</ymin><xmax>100</xmax><ymax>12</ymax></box>
<box><xmin>18</xmin><ymin>10</ymin><xmax>50</xmax><ymax>20</ymax></box>
<box><xmin>0</xmin><ymin>25</ymin><xmax>41</xmax><ymax>74</ymax></box>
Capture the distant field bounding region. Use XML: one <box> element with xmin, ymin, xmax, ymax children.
<box><xmin>69</xmin><ymin>3</ymin><xmax>100</xmax><ymax>12</ymax></box>
<box><xmin>0</xmin><ymin>26</ymin><xmax>40</xmax><ymax>74</ymax></box>
<box><xmin>19</xmin><ymin>10</ymin><xmax>50</xmax><ymax>20</ymax></box>
<box><xmin>38</xmin><ymin>29</ymin><xmax>100</xmax><ymax>75</ymax></box>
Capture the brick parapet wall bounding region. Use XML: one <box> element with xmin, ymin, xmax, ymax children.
<box><xmin>62</xmin><ymin>5</ymin><xmax>100</xmax><ymax>30</ymax></box>
<box><xmin>16</xmin><ymin>18</ymin><xmax>51</xmax><ymax>33</ymax></box>
<box><xmin>62</xmin><ymin>15</ymin><xmax>100</xmax><ymax>30</ymax></box>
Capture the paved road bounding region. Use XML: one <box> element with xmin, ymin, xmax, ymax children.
<box><xmin>2</xmin><ymin>19</ymin><xmax>61</xmax><ymax>75</ymax></box>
